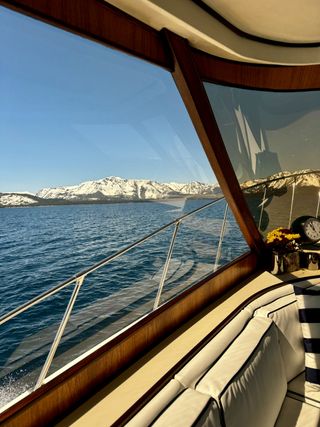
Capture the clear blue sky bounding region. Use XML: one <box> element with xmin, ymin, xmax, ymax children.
<box><xmin>0</xmin><ymin>6</ymin><xmax>216</xmax><ymax>193</ymax></box>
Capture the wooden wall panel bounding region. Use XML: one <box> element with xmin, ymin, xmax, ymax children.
<box><xmin>195</xmin><ymin>49</ymin><xmax>320</xmax><ymax>90</ymax></box>
<box><xmin>6</xmin><ymin>0</ymin><xmax>320</xmax><ymax>91</ymax></box>
<box><xmin>0</xmin><ymin>252</ymin><xmax>258</xmax><ymax>427</ymax></box>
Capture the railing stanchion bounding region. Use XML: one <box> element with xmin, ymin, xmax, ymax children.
<box><xmin>34</xmin><ymin>275</ymin><xmax>85</xmax><ymax>390</ymax></box>
<box><xmin>153</xmin><ymin>221</ymin><xmax>180</xmax><ymax>310</ymax></box>
<box><xmin>214</xmin><ymin>203</ymin><xmax>229</xmax><ymax>272</ymax></box>
<box><xmin>258</xmin><ymin>185</ymin><xmax>267</xmax><ymax>231</ymax></box>
<box><xmin>288</xmin><ymin>179</ymin><xmax>296</xmax><ymax>228</ymax></box>
<box><xmin>316</xmin><ymin>190</ymin><xmax>320</xmax><ymax>218</ymax></box>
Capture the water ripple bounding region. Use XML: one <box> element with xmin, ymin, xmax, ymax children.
<box><xmin>0</xmin><ymin>200</ymin><xmax>248</xmax><ymax>406</ymax></box>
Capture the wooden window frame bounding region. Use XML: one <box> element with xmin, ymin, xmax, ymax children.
<box><xmin>1</xmin><ymin>0</ymin><xmax>320</xmax><ymax>425</ymax></box>
<box><xmin>194</xmin><ymin>49</ymin><xmax>320</xmax><ymax>91</ymax></box>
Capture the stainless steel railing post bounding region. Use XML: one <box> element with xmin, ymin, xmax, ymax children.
<box><xmin>288</xmin><ymin>179</ymin><xmax>296</xmax><ymax>228</ymax></box>
<box><xmin>153</xmin><ymin>221</ymin><xmax>180</xmax><ymax>310</ymax></box>
<box><xmin>316</xmin><ymin>190</ymin><xmax>320</xmax><ymax>218</ymax></box>
<box><xmin>34</xmin><ymin>275</ymin><xmax>85</xmax><ymax>390</ymax></box>
<box><xmin>213</xmin><ymin>203</ymin><xmax>229</xmax><ymax>272</ymax></box>
<box><xmin>258</xmin><ymin>184</ymin><xmax>267</xmax><ymax>231</ymax></box>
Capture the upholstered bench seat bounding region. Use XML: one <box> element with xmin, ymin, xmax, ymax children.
<box><xmin>195</xmin><ymin>317</ymin><xmax>286</xmax><ymax>427</ymax></box>
<box><xmin>126</xmin><ymin>279</ymin><xmax>320</xmax><ymax>426</ymax></box>
<box><xmin>251</xmin><ymin>288</ymin><xmax>305</xmax><ymax>382</ymax></box>
<box><xmin>175</xmin><ymin>310</ymin><xmax>252</xmax><ymax>390</ymax></box>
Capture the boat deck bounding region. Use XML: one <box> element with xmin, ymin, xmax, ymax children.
<box><xmin>55</xmin><ymin>269</ymin><xmax>320</xmax><ymax>426</ymax></box>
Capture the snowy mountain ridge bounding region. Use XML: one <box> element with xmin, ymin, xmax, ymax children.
<box><xmin>0</xmin><ymin>193</ymin><xmax>40</xmax><ymax>207</ymax></box>
<box><xmin>36</xmin><ymin>176</ymin><xmax>219</xmax><ymax>201</ymax></box>
<box><xmin>2</xmin><ymin>170</ymin><xmax>320</xmax><ymax>207</ymax></box>
<box><xmin>1</xmin><ymin>176</ymin><xmax>220</xmax><ymax>207</ymax></box>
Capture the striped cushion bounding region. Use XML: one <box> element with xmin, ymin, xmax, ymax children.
<box><xmin>294</xmin><ymin>284</ymin><xmax>320</xmax><ymax>388</ymax></box>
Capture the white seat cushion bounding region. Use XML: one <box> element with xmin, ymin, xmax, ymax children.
<box><xmin>275</xmin><ymin>396</ymin><xmax>320</xmax><ymax>427</ymax></box>
<box><xmin>126</xmin><ymin>379</ymin><xmax>221</xmax><ymax>427</ymax></box>
<box><xmin>288</xmin><ymin>372</ymin><xmax>320</xmax><ymax>408</ymax></box>
<box><xmin>243</xmin><ymin>284</ymin><xmax>295</xmax><ymax>316</ymax></box>
<box><xmin>175</xmin><ymin>310</ymin><xmax>251</xmax><ymax>389</ymax></box>
<box><xmin>195</xmin><ymin>317</ymin><xmax>287</xmax><ymax>427</ymax></box>
<box><xmin>126</xmin><ymin>380</ymin><xmax>184</xmax><ymax>426</ymax></box>
<box><xmin>152</xmin><ymin>389</ymin><xmax>221</xmax><ymax>427</ymax></box>
<box><xmin>254</xmin><ymin>293</ymin><xmax>304</xmax><ymax>381</ymax></box>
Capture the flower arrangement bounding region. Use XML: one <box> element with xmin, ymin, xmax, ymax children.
<box><xmin>265</xmin><ymin>227</ymin><xmax>301</xmax><ymax>253</ymax></box>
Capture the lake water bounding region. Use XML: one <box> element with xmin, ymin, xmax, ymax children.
<box><xmin>0</xmin><ymin>199</ymin><xmax>248</xmax><ymax>406</ymax></box>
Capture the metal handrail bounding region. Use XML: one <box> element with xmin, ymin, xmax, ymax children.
<box><xmin>288</xmin><ymin>177</ymin><xmax>297</xmax><ymax>228</ymax></box>
<box><xmin>4</xmin><ymin>169</ymin><xmax>320</xmax><ymax>389</ymax></box>
<box><xmin>213</xmin><ymin>203</ymin><xmax>229</xmax><ymax>272</ymax></box>
<box><xmin>222</xmin><ymin>169</ymin><xmax>320</xmax><ymax>242</ymax></box>
<box><xmin>258</xmin><ymin>185</ymin><xmax>267</xmax><ymax>230</ymax></box>
<box><xmin>35</xmin><ymin>276</ymin><xmax>85</xmax><ymax>388</ymax></box>
<box><xmin>153</xmin><ymin>220</ymin><xmax>181</xmax><ymax>310</ymax></box>
<box><xmin>1</xmin><ymin>195</ymin><xmax>227</xmax><ymax>390</ymax></box>
<box><xmin>0</xmin><ymin>196</ymin><xmax>224</xmax><ymax>327</ymax></box>
<box><xmin>3</xmin><ymin>171</ymin><xmax>318</xmax><ymax>325</ymax></box>
<box><xmin>5</xmin><ymin>170</ymin><xmax>315</xmax><ymax>325</ymax></box>
<box><xmin>241</xmin><ymin>170</ymin><xmax>320</xmax><ymax>231</ymax></box>
<box><xmin>241</xmin><ymin>169</ymin><xmax>320</xmax><ymax>193</ymax></box>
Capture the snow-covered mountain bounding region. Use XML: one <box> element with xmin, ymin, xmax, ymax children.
<box><xmin>0</xmin><ymin>177</ymin><xmax>220</xmax><ymax>207</ymax></box>
<box><xmin>36</xmin><ymin>176</ymin><xmax>219</xmax><ymax>201</ymax></box>
<box><xmin>3</xmin><ymin>170</ymin><xmax>319</xmax><ymax>208</ymax></box>
<box><xmin>242</xmin><ymin>169</ymin><xmax>320</xmax><ymax>193</ymax></box>
<box><xmin>0</xmin><ymin>193</ymin><xmax>40</xmax><ymax>207</ymax></box>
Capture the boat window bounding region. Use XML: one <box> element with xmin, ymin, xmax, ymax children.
<box><xmin>205</xmin><ymin>83</ymin><xmax>320</xmax><ymax>235</ymax></box>
<box><xmin>0</xmin><ymin>6</ymin><xmax>249</xmax><ymax>406</ymax></box>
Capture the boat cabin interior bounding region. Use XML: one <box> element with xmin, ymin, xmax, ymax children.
<box><xmin>1</xmin><ymin>1</ymin><xmax>320</xmax><ymax>426</ymax></box>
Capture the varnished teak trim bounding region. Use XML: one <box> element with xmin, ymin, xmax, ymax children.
<box><xmin>3</xmin><ymin>0</ymin><xmax>320</xmax><ymax>91</ymax></box>
<box><xmin>163</xmin><ymin>30</ymin><xmax>264</xmax><ymax>254</ymax></box>
<box><xmin>195</xmin><ymin>49</ymin><xmax>320</xmax><ymax>90</ymax></box>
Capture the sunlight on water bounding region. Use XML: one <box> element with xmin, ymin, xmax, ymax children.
<box><xmin>0</xmin><ymin>370</ymin><xmax>31</xmax><ymax>407</ymax></box>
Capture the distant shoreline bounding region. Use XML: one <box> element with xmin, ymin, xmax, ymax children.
<box><xmin>0</xmin><ymin>195</ymin><xmax>219</xmax><ymax>209</ymax></box>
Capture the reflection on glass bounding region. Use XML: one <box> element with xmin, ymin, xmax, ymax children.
<box><xmin>47</xmin><ymin>199</ymin><xmax>248</xmax><ymax>378</ymax></box>
<box><xmin>48</xmin><ymin>229</ymin><xmax>173</xmax><ymax>376</ymax></box>
<box><xmin>205</xmin><ymin>83</ymin><xmax>320</xmax><ymax>233</ymax></box>
<box><xmin>159</xmin><ymin>199</ymin><xmax>248</xmax><ymax>304</ymax></box>
<box><xmin>0</xmin><ymin>6</ymin><xmax>250</xmax><ymax>404</ymax></box>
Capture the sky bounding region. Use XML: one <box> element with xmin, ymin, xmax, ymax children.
<box><xmin>0</xmin><ymin>6</ymin><xmax>217</xmax><ymax>193</ymax></box>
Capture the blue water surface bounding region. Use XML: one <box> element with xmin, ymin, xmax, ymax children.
<box><xmin>0</xmin><ymin>199</ymin><xmax>248</xmax><ymax>405</ymax></box>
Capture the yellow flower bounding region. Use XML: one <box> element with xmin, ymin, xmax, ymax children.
<box><xmin>265</xmin><ymin>228</ymin><xmax>301</xmax><ymax>246</ymax></box>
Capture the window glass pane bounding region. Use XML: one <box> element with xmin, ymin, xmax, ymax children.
<box><xmin>0</xmin><ymin>287</ymin><xmax>73</xmax><ymax>406</ymax></box>
<box><xmin>205</xmin><ymin>82</ymin><xmax>320</xmax><ymax>234</ymax></box>
<box><xmin>0</xmin><ymin>7</ymin><xmax>249</xmax><ymax>405</ymax></box>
